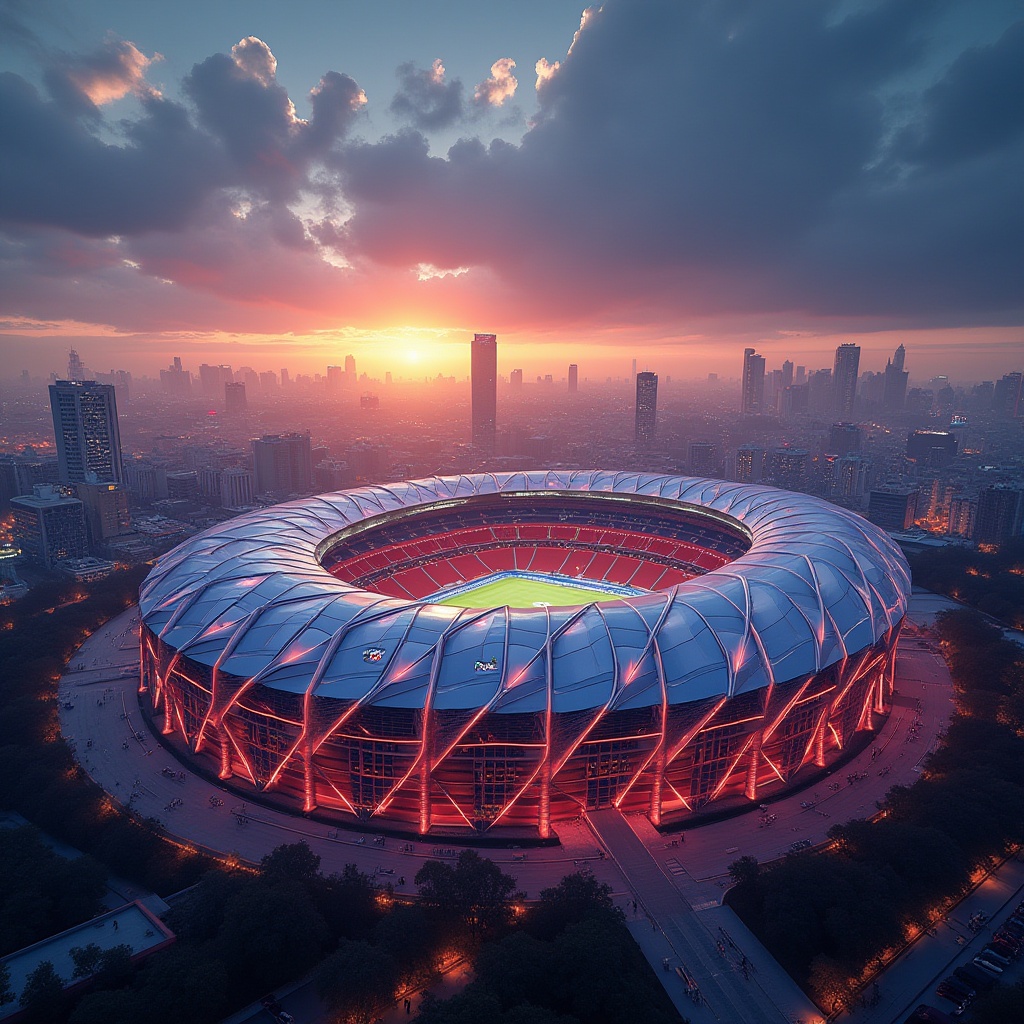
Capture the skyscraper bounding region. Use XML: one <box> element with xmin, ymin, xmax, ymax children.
<box><xmin>741</xmin><ymin>348</ymin><xmax>766</xmax><ymax>415</ymax></box>
<box><xmin>67</xmin><ymin>348</ymin><xmax>87</xmax><ymax>381</ymax></box>
<box><xmin>198</xmin><ymin>363</ymin><xmax>233</xmax><ymax>396</ymax></box>
<box><xmin>510</xmin><ymin>368</ymin><xmax>523</xmax><ymax>390</ymax></box>
<box><xmin>568</xmin><ymin>364</ymin><xmax>578</xmax><ymax>393</ymax></box>
<box><xmin>160</xmin><ymin>357</ymin><xmax>192</xmax><ymax>397</ymax></box>
<box><xmin>635</xmin><ymin>371</ymin><xmax>658</xmax><ymax>448</ymax></box>
<box><xmin>49</xmin><ymin>380</ymin><xmax>123</xmax><ymax>485</ymax></box>
<box><xmin>345</xmin><ymin>354</ymin><xmax>356</xmax><ymax>385</ymax></box>
<box><xmin>974</xmin><ymin>487</ymin><xmax>1023</xmax><ymax>546</ymax></box>
<box><xmin>252</xmin><ymin>433</ymin><xmax>313</xmax><ymax>495</ymax></box>
<box><xmin>471</xmin><ymin>334</ymin><xmax>497</xmax><ymax>450</ymax></box>
<box><xmin>224</xmin><ymin>381</ymin><xmax>247</xmax><ymax>416</ymax></box>
<box><xmin>11</xmin><ymin>486</ymin><xmax>88</xmax><ymax>567</ymax></box>
<box><xmin>883</xmin><ymin>344</ymin><xmax>908</xmax><ymax>412</ymax></box>
<box><xmin>833</xmin><ymin>343</ymin><xmax>861</xmax><ymax>418</ymax></box>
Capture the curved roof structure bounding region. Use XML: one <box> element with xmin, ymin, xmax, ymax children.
<box><xmin>140</xmin><ymin>471</ymin><xmax>910</xmax><ymax>715</ymax></box>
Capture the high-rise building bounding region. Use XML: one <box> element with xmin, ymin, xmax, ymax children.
<box><xmin>835</xmin><ymin>455</ymin><xmax>870</xmax><ymax>501</ymax></box>
<box><xmin>735</xmin><ymin>446</ymin><xmax>766</xmax><ymax>483</ymax></box>
<box><xmin>67</xmin><ymin>348</ymin><xmax>87</xmax><ymax>381</ymax></box>
<box><xmin>867</xmin><ymin>488</ymin><xmax>917</xmax><ymax>532</ymax></box>
<box><xmin>778</xmin><ymin>385</ymin><xmax>809</xmax><ymax>421</ymax></box>
<box><xmin>49</xmin><ymin>379</ymin><xmax>123</xmax><ymax>485</ymax></box>
<box><xmin>225</xmin><ymin>381</ymin><xmax>248</xmax><ymax>416</ymax></box>
<box><xmin>253</xmin><ymin>433</ymin><xmax>313</xmax><ymax>495</ymax></box>
<box><xmin>883</xmin><ymin>344</ymin><xmax>909</xmax><ymax>412</ymax></box>
<box><xmin>568</xmin><ymin>364</ymin><xmax>578</xmax><ymax>394</ymax></box>
<box><xmin>510</xmin><ymin>368</ymin><xmax>523</xmax><ymax>391</ymax></box>
<box><xmin>634</xmin><ymin>371</ymin><xmax>658</xmax><ymax>448</ymax></box>
<box><xmin>11</xmin><ymin>485</ymin><xmax>88</xmax><ymax>567</ymax></box>
<box><xmin>768</xmin><ymin>448</ymin><xmax>809</xmax><ymax>491</ymax></box>
<box><xmin>219</xmin><ymin>467</ymin><xmax>254</xmax><ymax>510</ymax></box>
<box><xmin>906</xmin><ymin>430</ymin><xmax>957</xmax><ymax>466</ymax></box>
<box><xmin>741</xmin><ymin>348</ymin><xmax>766</xmax><ymax>415</ymax></box>
<box><xmin>76</xmin><ymin>480</ymin><xmax>131</xmax><ymax>545</ymax></box>
<box><xmin>631</xmin><ymin>358</ymin><xmax>637</xmax><ymax>383</ymax></box>
<box><xmin>974</xmin><ymin>487</ymin><xmax>1023</xmax><ymax>546</ymax></box>
<box><xmin>345</xmin><ymin>354</ymin><xmax>356</xmax><ymax>385</ymax></box>
<box><xmin>471</xmin><ymin>334</ymin><xmax>497</xmax><ymax>450</ymax></box>
<box><xmin>829</xmin><ymin>423</ymin><xmax>862</xmax><ymax>456</ymax></box>
<box><xmin>993</xmin><ymin>372</ymin><xmax>1023</xmax><ymax>418</ymax></box>
<box><xmin>947</xmin><ymin>496</ymin><xmax>976</xmax><ymax>538</ymax></box>
<box><xmin>832</xmin><ymin>344</ymin><xmax>860</xmax><ymax>417</ymax></box>
<box><xmin>198</xmin><ymin>364</ymin><xmax>233</xmax><ymax>397</ymax></box>
<box><xmin>689</xmin><ymin>442</ymin><xmax>718</xmax><ymax>476</ymax></box>
<box><xmin>781</xmin><ymin>360</ymin><xmax>794</xmax><ymax>390</ymax></box>
<box><xmin>160</xmin><ymin>357</ymin><xmax>192</xmax><ymax>397</ymax></box>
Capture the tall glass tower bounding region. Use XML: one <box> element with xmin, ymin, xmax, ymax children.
<box><xmin>49</xmin><ymin>380</ymin><xmax>123</xmax><ymax>485</ymax></box>
<box><xmin>741</xmin><ymin>348</ymin><xmax>766</xmax><ymax>415</ymax></box>
<box><xmin>635</xmin><ymin>371</ymin><xmax>658</xmax><ymax>448</ymax></box>
<box><xmin>833</xmin><ymin>343</ymin><xmax>861</xmax><ymax>418</ymax></box>
<box><xmin>471</xmin><ymin>334</ymin><xmax>497</xmax><ymax>450</ymax></box>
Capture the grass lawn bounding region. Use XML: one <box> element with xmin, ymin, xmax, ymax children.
<box><xmin>433</xmin><ymin>574</ymin><xmax>630</xmax><ymax>608</ymax></box>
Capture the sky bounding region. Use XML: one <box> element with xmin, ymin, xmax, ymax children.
<box><xmin>0</xmin><ymin>0</ymin><xmax>1022</xmax><ymax>383</ymax></box>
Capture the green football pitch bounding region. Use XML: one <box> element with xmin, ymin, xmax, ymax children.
<box><xmin>433</xmin><ymin>575</ymin><xmax>628</xmax><ymax>609</ymax></box>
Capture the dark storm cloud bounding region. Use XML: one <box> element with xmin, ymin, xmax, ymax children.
<box><xmin>0</xmin><ymin>73</ymin><xmax>225</xmax><ymax>234</ymax></box>
<box><xmin>895</xmin><ymin>19</ymin><xmax>1024</xmax><ymax>167</ymax></box>
<box><xmin>336</xmin><ymin>0</ymin><xmax>1023</xmax><ymax>323</ymax></box>
<box><xmin>1</xmin><ymin>0</ymin><xmax>1021</xmax><ymax>335</ymax></box>
<box><xmin>389</xmin><ymin>59</ymin><xmax>465</xmax><ymax>130</ymax></box>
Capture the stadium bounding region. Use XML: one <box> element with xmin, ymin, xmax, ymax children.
<box><xmin>138</xmin><ymin>471</ymin><xmax>910</xmax><ymax>837</ymax></box>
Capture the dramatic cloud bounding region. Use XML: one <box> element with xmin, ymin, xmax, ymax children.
<box><xmin>1</xmin><ymin>0</ymin><xmax>1022</xmax><ymax>356</ymax></box>
<box><xmin>474</xmin><ymin>58</ymin><xmax>517</xmax><ymax>107</ymax></box>
<box><xmin>339</xmin><ymin>0</ymin><xmax>1023</xmax><ymax>325</ymax></box>
<box><xmin>390</xmin><ymin>58</ymin><xmax>464</xmax><ymax>130</ymax></box>
<box><xmin>45</xmin><ymin>38</ymin><xmax>160</xmax><ymax>110</ymax></box>
<box><xmin>535</xmin><ymin>58</ymin><xmax>560</xmax><ymax>91</ymax></box>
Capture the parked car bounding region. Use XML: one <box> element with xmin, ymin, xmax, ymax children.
<box><xmin>971</xmin><ymin>955</ymin><xmax>1003</xmax><ymax>975</ymax></box>
<box><xmin>980</xmin><ymin>945</ymin><xmax>1011</xmax><ymax>966</ymax></box>
<box><xmin>903</xmin><ymin>1004</ymin><xmax>954</xmax><ymax>1023</ymax></box>
<box><xmin>987</xmin><ymin>938</ymin><xmax>1018</xmax><ymax>959</ymax></box>
<box><xmin>955</xmin><ymin>964</ymin><xmax>994</xmax><ymax>991</ymax></box>
<box><xmin>939</xmin><ymin>975</ymin><xmax>974</xmax><ymax>1001</ymax></box>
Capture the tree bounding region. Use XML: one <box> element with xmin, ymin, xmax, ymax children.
<box><xmin>217</xmin><ymin>879</ymin><xmax>330</xmax><ymax>986</ymax></box>
<box><xmin>728</xmin><ymin>855</ymin><xmax>760</xmax><ymax>887</ymax></box>
<box><xmin>808</xmin><ymin>955</ymin><xmax>851</xmax><ymax>1014</ymax></box>
<box><xmin>315</xmin><ymin>939</ymin><xmax>396</xmax><ymax>1024</ymax></box>
<box><xmin>374</xmin><ymin>904</ymin><xmax>440</xmax><ymax>988</ymax></box>
<box><xmin>531</xmin><ymin>870</ymin><xmax>618</xmax><ymax>939</ymax></box>
<box><xmin>0</xmin><ymin>961</ymin><xmax>13</xmax><ymax>1006</ymax></box>
<box><xmin>416</xmin><ymin>850</ymin><xmax>523</xmax><ymax>939</ymax></box>
<box><xmin>70</xmin><ymin>943</ymin><xmax>105</xmax><ymax>978</ymax></box>
<box><xmin>19</xmin><ymin>960</ymin><xmax>66</xmax><ymax>1024</ymax></box>
<box><xmin>260</xmin><ymin>841</ymin><xmax>321</xmax><ymax>887</ymax></box>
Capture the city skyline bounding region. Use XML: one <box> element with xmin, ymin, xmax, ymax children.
<box><xmin>1</xmin><ymin>1</ymin><xmax>1022</xmax><ymax>381</ymax></box>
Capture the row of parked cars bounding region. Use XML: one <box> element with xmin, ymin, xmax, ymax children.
<box><xmin>935</xmin><ymin>900</ymin><xmax>1024</xmax><ymax>1016</ymax></box>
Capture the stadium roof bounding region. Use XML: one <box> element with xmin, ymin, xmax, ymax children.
<box><xmin>139</xmin><ymin>471</ymin><xmax>910</xmax><ymax>714</ymax></box>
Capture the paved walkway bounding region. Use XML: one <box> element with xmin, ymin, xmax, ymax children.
<box><xmin>590</xmin><ymin>808</ymin><xmax>819</xmax><ymax>1024</ymax></box>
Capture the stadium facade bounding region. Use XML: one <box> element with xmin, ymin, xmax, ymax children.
<box><xmin>138</xmin><ymin>472</ymin><xmax>910</xmax><ymax>837</ymax></box>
